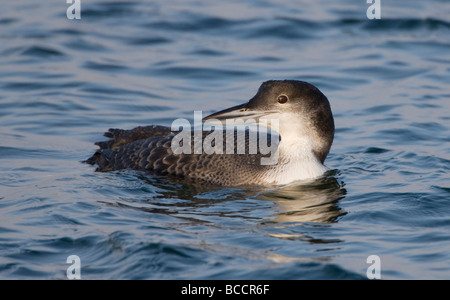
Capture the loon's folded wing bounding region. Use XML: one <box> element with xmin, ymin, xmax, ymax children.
<box><xmin>95</xmin><ymin>125</ymin><xmax>172</xmax><ymax>150</ymax></box>
<box><xmin>85</xmin><ymin>127</ymin><xmax>279</xmax><ymax>185</ymax></box>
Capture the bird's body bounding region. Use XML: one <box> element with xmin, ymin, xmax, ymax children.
<box><xmin>86</xmin><ymin>80</ymin><xmax>334</xmax><ymax>186</ymax></box>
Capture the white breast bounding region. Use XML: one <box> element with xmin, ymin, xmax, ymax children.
<box><xmin>261</xmin><ymin>136</ymin><xmax>328</xmax><ymax>185</ymax></box>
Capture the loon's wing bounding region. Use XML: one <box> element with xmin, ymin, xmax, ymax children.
<box><xmin>84</xmin><ymin>125</ymin><xmax>172</xmax><ymax>169</ymax></box>
<box><xmin>95</xmin><ymin>125</ymin><xmax>171</xmax><ymax>150</ymax></box>
<box><xmin>85</xmin><ymin>127</ymin><xmax>279</xmax><ymax>185</ymax></box>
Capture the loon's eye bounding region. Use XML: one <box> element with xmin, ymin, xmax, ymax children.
<box><xmin>277</xmin><ymin>94</ymin><xmax>288</xmax><ymax>104</ymax></box>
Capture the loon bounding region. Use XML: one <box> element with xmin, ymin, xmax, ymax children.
<box><xmin>85</xmin><ymin>80</ymin><xmax>334</xmax><ymax>186</ymax></box>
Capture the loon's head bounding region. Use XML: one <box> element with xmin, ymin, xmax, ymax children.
<box><xmin>203</xmin><ymin>80</ymin><xmax>334</xmax><ymax>164</ymax></box>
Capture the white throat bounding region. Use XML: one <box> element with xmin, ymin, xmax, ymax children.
<box><xmin>260</xmin><ymin>113</ymin><xmax>328</xmax><ymax>185</ymax></box>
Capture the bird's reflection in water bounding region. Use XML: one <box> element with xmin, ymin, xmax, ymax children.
<box><xmin>254</xmin><ymin>173</ymin><xmax>346</xmax><ymax>261</ymax></box>
<box><xmin>113</xmin><ymin>170</ymin><xmax>346</xmax><ymax>226</ymax></box>
<box><xmin>101</xmin><ymin>171</ymin><xmax>347</xmax><ymax>264</ymax></box>
<box><xmin>257</xmin><ymin>172</ymin><xmax>347</xmax><ymax>224</ymax></box>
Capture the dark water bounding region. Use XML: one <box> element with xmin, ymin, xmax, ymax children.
<box><xmin>1</xmin><ymin>0</ymin><xmax>449</xmax><ymax>279</ymax></box>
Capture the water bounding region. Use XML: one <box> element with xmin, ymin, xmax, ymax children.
<box><xmin>0</xmin><ymin>0</ymin><xmax>449</xmax><ymax>280</ymax></box>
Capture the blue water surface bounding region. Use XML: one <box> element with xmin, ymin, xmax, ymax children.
<box><xmin>0</xmin><ymin>0</ymin><xmax>449</xmax><ymax>279</ymax></box>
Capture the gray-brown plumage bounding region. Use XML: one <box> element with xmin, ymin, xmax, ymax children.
<box><xmin>85</xmin><ymin>80</ymin><xmax>334</xmax><ymax>186</ymax></box>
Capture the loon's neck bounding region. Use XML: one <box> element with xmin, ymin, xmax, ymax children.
<box><xmin>261</xmin><ymin>137</ymin><xmax>328</xmax><ymax>185</ymax></box>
